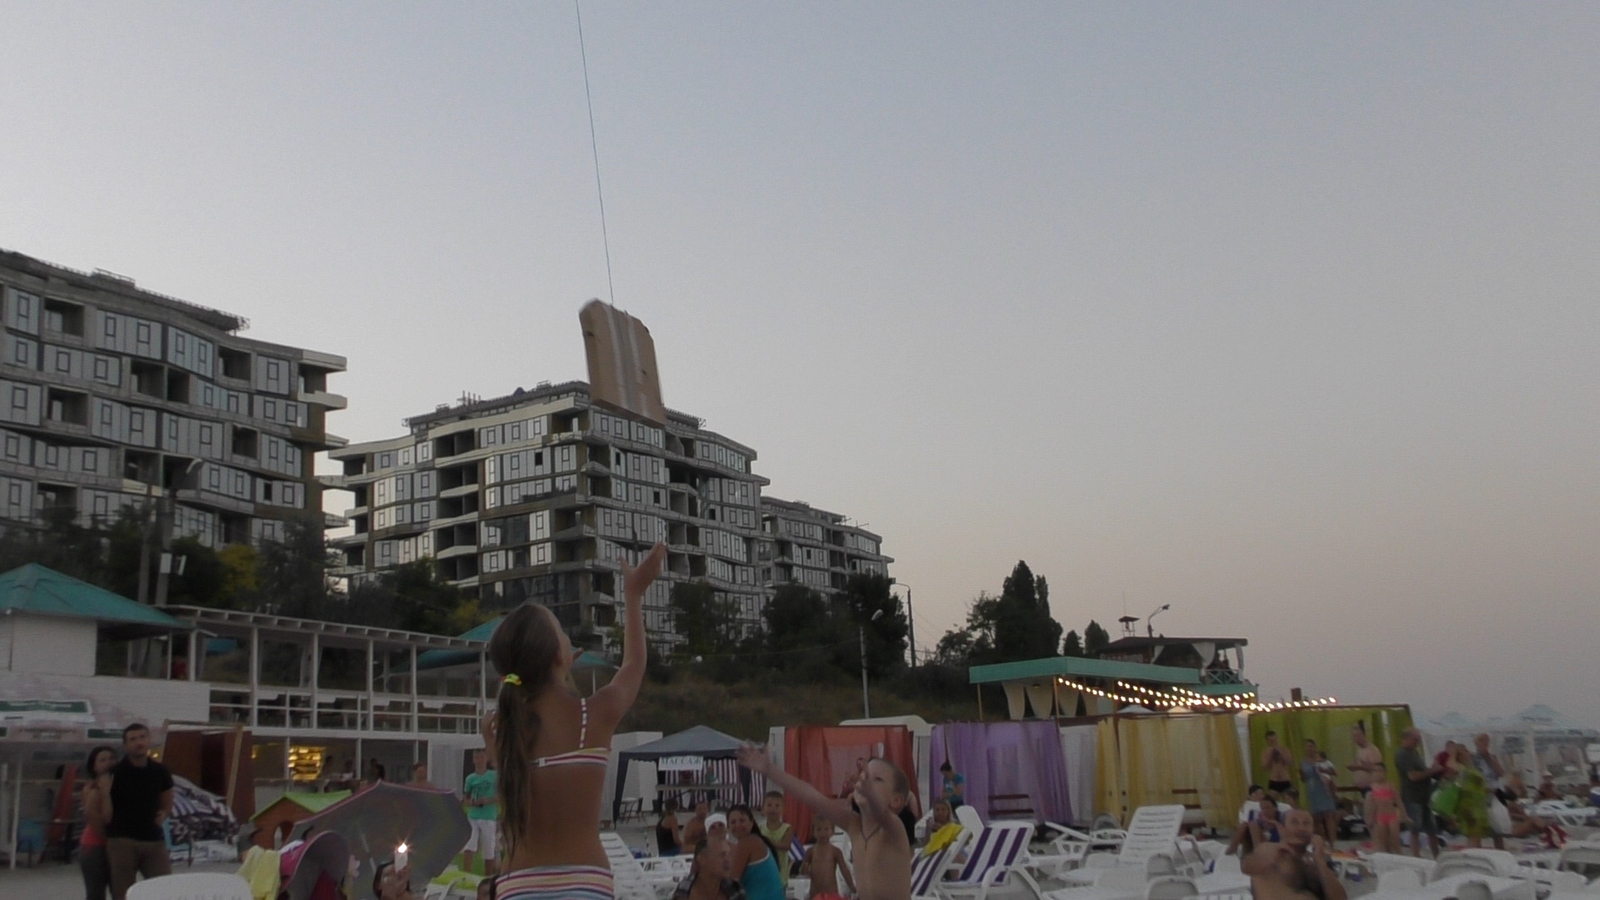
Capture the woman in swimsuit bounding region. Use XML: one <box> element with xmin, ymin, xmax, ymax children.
<box><xmin>483</xmin><ymin>542</ymin><xmax>667</xmax><ymax>900</ymax></box>
<box><xmin>725</xmin><ymin>804</ymin><xmax>785</xmax><ymax>900</ymax></box>
<box><xmin>1368</xmin><ymin>762</ymin><xmax>1400</xmax><ymax>853</ymax></box>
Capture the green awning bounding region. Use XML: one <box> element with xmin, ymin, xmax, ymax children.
<box><xmin>968</xmin><ymin>655</ymin><xmax>1207</xmax><ymax>685</ymax></box>
<box><xmin>0</xmin><ymin>564</ymin><xmax>188</xmax><ymax>629</ymax></box>
<box><xmin>251</xmin><ymin>790</ymin><xmax>353</xmax><ymax>820</ymax></box>
<box><xmin>417</xmin><ymin>616</ymin><xmax>613</xmax><ymax>671</ymax></box>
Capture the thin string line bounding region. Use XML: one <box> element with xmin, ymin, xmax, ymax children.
<box><xmin>575</xmin><ymin>0</ymin><xmax>615</xmax><ymax>305</ymax></box>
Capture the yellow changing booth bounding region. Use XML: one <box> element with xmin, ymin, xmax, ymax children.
<box><xmin>1095</xmin><ymin>712</ymin><xmax>1249</xmax><ymax>831</ymax></box>
<box><xmin>1246</xmin><ymin>705</ymin><xmax>1413</xmax><ymax>812</ymax></box>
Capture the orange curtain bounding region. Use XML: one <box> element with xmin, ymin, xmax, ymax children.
<box><xmin>783</xmin><ymin>725</ymin><xmax>919</xmax><ymax>845</ymax></box>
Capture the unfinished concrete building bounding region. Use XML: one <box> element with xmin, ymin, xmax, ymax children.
<box><xmin>0</xmin><ymin>249</ymin><xmax>346</xmax><ymax>548</ymax></box>
<box><xmin>324</xmin><ymin>383</ymin><xmax>770</xmax><ymax>649</ymax></box>
<box><xmin>757</xmin><ymin>496</ymin><xmax>893</xmax><ymax>600</ymax></box>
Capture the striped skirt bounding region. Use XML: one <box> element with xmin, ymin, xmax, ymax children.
<box><xmin>495</xmin><ymin>865</ymin><xmax>614</xmax><ymax>900</ymax></box>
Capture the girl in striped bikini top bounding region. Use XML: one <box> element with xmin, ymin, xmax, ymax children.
<box><xmin>482</xmin><ymin>542</ymin><xmax>668</xmax><ymax>884</ymax></box>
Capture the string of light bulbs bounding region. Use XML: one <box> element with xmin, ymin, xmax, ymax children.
<box><xmin>1051</xmin><ymin>676</ymin><xmax>1338</xmax><ymax>714</ymax></box>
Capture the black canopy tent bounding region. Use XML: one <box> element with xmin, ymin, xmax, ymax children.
<box><xmin>611</xmin><ymin>725</ymin><xmax>753</xmax><ymax>822</ymax></box>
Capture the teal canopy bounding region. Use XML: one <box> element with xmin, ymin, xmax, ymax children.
<box><xmin>0</xmin><ymin>563</ymin><xmax>188</xmax><ymax>636</ymax></box>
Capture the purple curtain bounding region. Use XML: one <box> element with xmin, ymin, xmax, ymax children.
<box><xmin>930</xmin><ymin>721</ymin><xmax>1072</xmax><ymax>824</ymax></box>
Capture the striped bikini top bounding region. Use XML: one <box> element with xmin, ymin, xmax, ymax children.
<box><xmin>531</xmin><ymin>697</ymin><xmax>609</xmax><ymax>768</ymax></box>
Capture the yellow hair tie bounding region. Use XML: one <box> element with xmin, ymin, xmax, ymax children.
<box><xmin>503</xmin><ymin>674</ymin><xmax>522</xmax><ymax>686</ymax></box>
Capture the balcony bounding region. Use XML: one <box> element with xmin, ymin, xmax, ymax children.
<box><xmin>300</xmin><ymin>389</ymin><xmax>349</xmax><ymax>410</ymax></box>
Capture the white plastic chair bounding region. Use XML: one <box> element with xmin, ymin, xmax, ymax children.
<box><xmin>1143</xmin><ymin>876</ymin><xmax>1198</xmax><ymax>900</ymax></box>
<box><xmin>936</xmin><ymin>820</ymin><xmax>1043</xmax><ymax>900</ymax></box>
<box><xmin>958</xmin><ymin>805</ymin><xmax>985</xmax><ymax>833</ymax></box>
<box><xmin>1054</xmin><ymin>806</ymin><xmax>1189</xmax><ymax>888</ymax></box>
<box><xmin>126</xmin><ymin>872</ymin><xmax>253</xmax><ymax>900</ymax></box>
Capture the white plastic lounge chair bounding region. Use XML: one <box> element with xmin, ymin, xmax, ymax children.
<box><xmin>935</xmin><ymin>820</ymin><xmax>1044</xmax><ymax>900</ymax></box>
<box><xmin>958</xmin><ymin>805</ymin><xmax>985</xmax><ymax>833</ymax></box>
<box><xmin>601</xmin><ymin>832</ymin><xmax>678</xmax><ymax>900</ymax></box>
<box><xmin>1557</xmin><ymin>843</ymin><xmax>1600</xmax><ymax>882</ymax></box>
<box><xmin>1054</xmin><ymin>806</ymin><xmax>1189</xmax><ymax>887</ymax></box>
<box><xmin>1045</xmin><ymin>855</ymin><xmax>1184</xmax><ymax>900</ymax></box>
<box><xmin>913</xmin><ymin>844</ymin><xmax>959</xmax><ymax>899</ymax></box>
<box><xmin>127</xmin><ymin>873</ymin><xmax>252</xmax><ymax>900</ymax></box>
<box><xmin>1433</xmin><ymin>851</ymin><xmax>1516</xmax><ymax>881</ymax></box>
<box><xmin>1040</xmin><ymin>823</ymin><xmax>1130</xmax><ymax>874</ymax></box>
<box><xmin>1142</xmin><ymin>876</ymin><xmax>1200</xmax><ymax>900</ymax></box>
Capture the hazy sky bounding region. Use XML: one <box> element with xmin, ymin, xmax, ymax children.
<box><xmin>3</xmin><ymin>3</ymin><xmax>1595</xmax><ymax>725</ymax></box>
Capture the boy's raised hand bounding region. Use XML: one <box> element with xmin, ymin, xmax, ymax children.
<box><xmin>737</xmin><ymin>743</ymin><xmax>774</xmax><ymax>776</ymax></box>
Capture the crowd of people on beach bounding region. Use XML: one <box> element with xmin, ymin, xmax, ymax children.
<box><xmin>646</xmin><ymin>758</ymin><xmax>977</xmax><ymax>900</ymax></box>
<box><xmin>75</xmin><ymin>541</ymin><xmax>1593</xmax><ymax>900</ymax></box>
<box><xmin>457</xmin><ymin>542</ymin><xmax>921</xmax><ymax>900</ymax></box>
<box><xmin>1227</xmin><ymin>724</ymin><xmax>1573</xmax><ymax>866</ymax></box>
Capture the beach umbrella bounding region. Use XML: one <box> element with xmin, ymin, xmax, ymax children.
<box><xmin>295</xmin><ymin>781</ymin><xmax>470</xmax><ymax>900</ymax></box>
<box><xmin>169</xmin><ymin>774</ymin><xmax>239</xmax><ymax>846</ymax></box>
<box><xmin>280</xmin><ymin>830</ymin><xmax>352</xmax><ymax>900</ymax></box>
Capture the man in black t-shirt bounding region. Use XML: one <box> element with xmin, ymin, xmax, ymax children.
<box><xmin>106</xmin><ymin>723</ymin><xmax>175</xmax><ymax>900</ymax></box>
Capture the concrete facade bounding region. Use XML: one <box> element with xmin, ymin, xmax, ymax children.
<box><xmin>0</xmin><ymin>249</ymin><xmax>346</xmax><ymax>548</ymax></box>
<box><xmin>756</xmin><ymin>496</ymin><xmax>892</xmax><ymax>598</ymax></box>
<box><xmin>323</xmin><ymin>382</ymin><xmax>775</xmax><ymax>648</ymax></box>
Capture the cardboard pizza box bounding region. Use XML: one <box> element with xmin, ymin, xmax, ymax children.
<box><xmin>579</xmin><ymin>299</ymin><xmax>667</xmax><ymax>426</ymax></box>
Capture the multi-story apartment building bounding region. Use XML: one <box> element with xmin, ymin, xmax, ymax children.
<box><xmin>0</xmin><ymin>249</ymin><xmax>346</xmax><ymax>547</ymax></box>
<box><xmin>324</xmin><ymin>382</ymin><xmax>770</xmax><ymax>648</ymax></box>
<box><xmin>757</xmin><ymin>496</ymin><xmax>892</xmax><ymax>599</ymax></box>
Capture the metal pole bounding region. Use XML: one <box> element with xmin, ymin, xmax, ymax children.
<box><xmin>905</xmin><ymin>587</ymin><xmax>916</xmax><ymax>668</ymax></box>
<box><xmin>137</xmin><ymin>487</ymin><xmax>153</xmax><ymax>605</ymax></box>
<box><xmin>859</xmin><ymin>623</ymin><xmax>870</xmax><ymax>718</ymax></box>
<box><xmin>410</xmin><ymin>646</ymin><xmax>419</xmax><ymax>733</ymax></box>
<box><xmin>249</xmin><ymin>626</ymin><xmax>260</xmax><ymax>728</ymax></box>
<box><xmin>367</xmin><ymin>639</ymin><xmax>376</xmax><ymax>731</ymax></box>
<box><xmin>154</xmin><ymin>491</ymin><xmax>174</xmax><ymax>606</ymax></box>
<box><xmin>9</xmin><ymin>761</ymin><xmax>21</xmax><ymax>870</ymax></box>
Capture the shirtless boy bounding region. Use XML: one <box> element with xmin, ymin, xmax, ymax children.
<box><xmin>1262</xmin><ymin>731</ymin><xmax>1294</xmax><ymax>796</ymax></box>
<box><xmin>801</xmin><ymin>816</ymin><xmax>856</xmax><ymax>900</ymax></box>
<box><xmin>1242</xmin><ymin>809</ymin><xmax>1346</xmax><ymax>900</ymax></box>
<box><xmin>739</xmin><ymin>745</ymin><xmax>911</xmax><ymax>900</ymax></box>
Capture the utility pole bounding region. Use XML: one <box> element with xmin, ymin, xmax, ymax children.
<box><xmin>153</xmin><ymin>491</ymin><xmax>174</xmax><ymax>606</ymax></box>
<box><xmin>155</xmin><ymin>459</ymin><xmax>204</xmax><ymax>607</ymax></box>
<box><xmin>136</xmin><ymin>483</ymin><xmax>154</xmax><ymax>605</ymax></box>
<box><xmin>860</xmin><ymin>608</ymin><xmax>884</xmax><ymax>718</ymax></box>
<box><xmin>859</xmin><ymin>621</ymin><xmax>870</xmax><ymax>718</ymax></box>
<box><xmin>891</xmin><ymin>581</ymin><xmax>917</xmax><ymax>667</ymax></box>
<box><xmin>904</xmin><ymin>585</ymin><xmax>916</xmax><ymax>667</ymax></box>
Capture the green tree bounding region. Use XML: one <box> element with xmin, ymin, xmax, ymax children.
<box><xmin>762</xmin><ymin>584</ymin><xmax>846</xmax><ymax>678</ymax></box>
<box><xmin>933</xmin><ymin>627</ymin><xmax>976</xmax><ymax>666</ymax></box>
<box><xmin>992</xmin><ymin>561</ymin><xmax>1061</xmax><ymax>661</ymax></box>
<box><xmin>1083</xmin><ymin>620</ymin><xmax>1111</xmax><ymax>657</ymax></box>
<box><xmin>217</xmin><ymin>543</ymin><xmax>262</xmax><ymax>609</ymax></box>
<box><xmin>163</xmin><ymin>537</ymin><xmax>224</xmax><ymax>608</ymax></box>
<box><xmin>1061</xmin><ymin>630</ymin><xmax>1084</xmax><ymax>657</ymax></box>
<box><xmin>668</xmin><ymin>580</ymin><xmax>739</xmax><ymax>659</ymax></box>
<box><xmin>259</xmin><ymin>515</ymin><xmax>335</xmax><ymax>618</ymax></box>
<box><xmin>843</xmin><ymin>573</ymin><xmax>908</xmax><ymax>679</ymax></box>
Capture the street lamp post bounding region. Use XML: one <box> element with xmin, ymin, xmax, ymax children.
<box><xmin>860</xmin><ymin>608</ymin><xmax>885</xmax><ymax>717</ymax></box>
<box><xmin>1146</xmin><ymin>603</ymin><xmax>1171</xmax><ymax>638</ymax></box>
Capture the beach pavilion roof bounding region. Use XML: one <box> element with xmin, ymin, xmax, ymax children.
<box><xmin>0</xmin><ymin>563</ymin><xmax>189</xmax><ymax>637</ymax></box>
